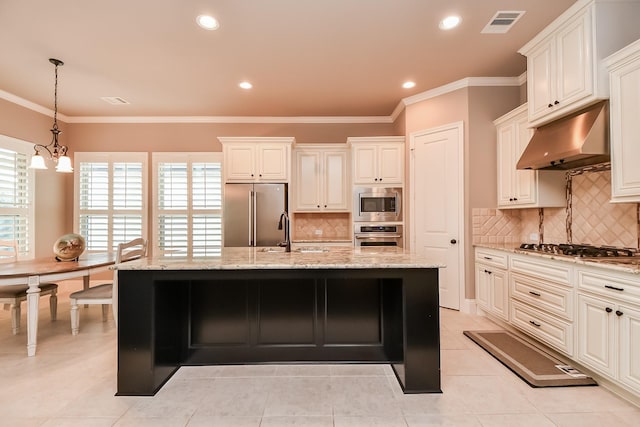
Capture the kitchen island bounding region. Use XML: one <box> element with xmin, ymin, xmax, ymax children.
<box><xmin>114</xmin><ymin>247</ymin><xmax>443</xmax><ymax>396</ymax></box>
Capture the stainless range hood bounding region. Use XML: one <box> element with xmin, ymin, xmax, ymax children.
<box><xmin>516</xmin><ymin>101</ymin><xmax>610</xmax><ymax>170</ymax></box>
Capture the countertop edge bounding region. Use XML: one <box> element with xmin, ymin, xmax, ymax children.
<box><xmin>474</xmin><ymin>243</ymin><xmax>640</xmax><ymax>274</ymax></box>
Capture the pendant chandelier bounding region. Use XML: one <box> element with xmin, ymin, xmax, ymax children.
<box><xmin>29</xmin><ymin>58</ymin><xmax>73</xmax><ymax>173</ymax></box>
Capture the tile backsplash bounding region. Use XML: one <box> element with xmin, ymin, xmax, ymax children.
<box><xmin>292</xmin><ymin>212</ymin><xmax>351</xmax><ymax>241</ymax></box>
<box><xmin>473</xmin><ymin>169</ymin><xmax>640</xmax><ymax>248</ymax></box>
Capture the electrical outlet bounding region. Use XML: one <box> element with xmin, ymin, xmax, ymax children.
<box><xmin>529</xmin><ymin>233</ymin><xmax>539</xmax><ymax>242</ymax></box>
<box><xmin>314</xmin><ymin>229</ymin><xmax>323</xmax><ymax>236</ymax></box>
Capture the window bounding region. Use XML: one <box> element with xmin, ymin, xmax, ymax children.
<box><xmin>153</xmin><ymin>153</ymin><xmax>222</xmax><ymax>256</ymax></box>
<box><xmin>74</xmin><ymin>153</ymin><xmax>148</xmax><ymax>252</ymax></box>
<box><xmin>0</xmin><ymin>135</ymin><xmax>34</xmax><ymax>258</ymax></box>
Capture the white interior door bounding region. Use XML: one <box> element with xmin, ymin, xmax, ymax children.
<box><xmin>410</xmin><ymin>122</ymin><xmax>463</xmax><ymax>310</ymax></box>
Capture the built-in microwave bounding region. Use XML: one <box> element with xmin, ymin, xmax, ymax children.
<box><xmin>353</xmin><ymin>187</ymin><xmax>402</xmax><ymax>222</ymax></box>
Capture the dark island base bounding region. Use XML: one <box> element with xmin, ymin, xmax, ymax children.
<box><xmin>117</xmin><ymin>268</ymin><xmax>441</xmax><ymax>396</ymax></box>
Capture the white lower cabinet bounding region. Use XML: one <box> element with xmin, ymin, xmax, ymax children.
<box><xmin>474</xmin><ymin>247</ymin><xmax>640</xmax><ymax>398</ymax></box>
<box><xmin>576</xmin><ymin>267</ymin><xmax>640</xmax><ymax>395</ymax></box>
<box><xmin>509</xmin><ymin>253</ymin><xmax>574</xmax><ymax>356</ymax></box>
<box><xmin>511</xmin><ymin>299</ymin><xmax>574</xmax><ymax>356</ymax></box>
<box><xmin>474</xmin><ymin>248</ymin><xmax>509</xmax><ymax>321</ymax></box>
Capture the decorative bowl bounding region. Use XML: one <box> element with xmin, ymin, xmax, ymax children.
<box><xmin>53</xmin><ymin>233</ymin><xmax>86</xmax><ymax>261</ymax></box>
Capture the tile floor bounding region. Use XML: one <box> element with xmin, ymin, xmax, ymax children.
<box><xmin>1</xmin><ymin>280</ymin><xmax>639</xmax><ymax>426</ymax></box>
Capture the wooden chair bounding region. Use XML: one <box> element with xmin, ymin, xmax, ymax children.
<box><xmin>69</xmin><ymin>237</ymin><xmax>147</xmax><ymax>335</ymax></box>
<box><xmin>0</xmin><ymin>240</ymin><xmax>58</xmax><ymax>335</ymax></box>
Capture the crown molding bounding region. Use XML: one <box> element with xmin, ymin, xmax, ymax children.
<box><xmin>2</xmin><ymin>76</ymin><xmax>522</xmax><ymax>125</ymax></box>
<box><xmin>400</xmin><ymin>77</ymin><xmax>522</xmax><ymax>108</ymax></box>
<box><xmin>66</xmin><ymin>115</ymin><xmax>394</xmax><ymax>124</ymax></box>
<box><xmin>0</xmin><ymin>89</ymin><xmax>71</xmax><ymax>122</ymax></box>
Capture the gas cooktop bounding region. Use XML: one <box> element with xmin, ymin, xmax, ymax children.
<box><xmin>518</xmin><ymin>243</ymin><xmax>638</xmax><ymax>258</ymax></box>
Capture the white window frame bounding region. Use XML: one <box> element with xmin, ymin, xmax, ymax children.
<box><xmin>0</xmin><ymin>134</ymin><xmax>35</xmax><ymax>259</ymax></box>
<box><xmin>74</xmin><ymin>152</ymin><xmax>148</xmax><ymax>252</ymax></box>
<box><xmin>152</xmin><ymin>152</ymin><xmax>223</xmax><ymax>257</ymax></box>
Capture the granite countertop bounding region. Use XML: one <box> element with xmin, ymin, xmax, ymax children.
<box><xmin>113</xmin><ymin>247</ymin><xmax>445</xmax><ymax>271</ymax></box>
<box><xmin>292</xmin><ymin>239</ymin><xmax>352</xmax><ymax>244</ymax></box>
<box><xmin>474</xmin><ymin>243</ymin><xmax>640</xmax><ymax>275</ymax></box>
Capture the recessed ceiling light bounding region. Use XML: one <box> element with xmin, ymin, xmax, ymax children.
<box><xmin>239</xmin><ymin>81</ymin><xmax>253</xmax><ymax>90</ymax></box>
<box><xmin>439</xmin><ymin>15</ymin><xmax>461</xmax><ymax>30</ymax></box>
<box><xmin>402</xmin><ymin>81</ymin><xmax>416</xmax><ymax>89</ymax></box>
<box><xmin>196</xmin><ymin>15</ymin><xmax>219</xmax><ymax>30</ymax></box>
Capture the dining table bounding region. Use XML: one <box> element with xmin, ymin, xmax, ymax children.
<box><xmin>0</xmin><ymin>252</ymin><xmax>116</xmax><ymax>356</ymax></box>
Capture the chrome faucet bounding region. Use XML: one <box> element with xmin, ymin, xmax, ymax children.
<box><xmin>277</xmin><ymin>211</ymin><xmax>291</xmax><ymax>252</ymax></box>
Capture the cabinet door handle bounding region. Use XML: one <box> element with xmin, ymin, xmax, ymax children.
<box><xmin>529</xmin><ymin>320</ymin><xmax>541</xmax><ymax>327</ymax></box>
<box><xmin>513</xmin><ymin>197</ymin><xmax>518</xmax><ymax>201</ymax></box>
<box><xmin>554</xmin><ymin>100</ymin><xmax>559</xmax><ymax>105</ymax></box>
<box><xmin>605</xmin><ymin>285</ymin><xmax>624</xmax><ymax>292</ymax></box>
<box><xmin>548</xmin><ymin>103</ymin><xmax>553</xmax><ymax>108</ymax></box>
<box><xmin>605</xmin><ymin>307</ymin><xmax>613</xmax><ymax>313</ymax></box>
<box><xmin>483</xmin><ymin>256</ymin><xmax>492</xmax><ymax>260</ymax></box>
<box><xmin>529</xmin><ymin>291</ymin><xmax>541</xmax><ymax>297</ymax></box>
<box><xmin>616</xmin><ymin>310</ymin><xmax>623</xmax><ymax>317</ymax></box>
<box><xmin>484</xmin><ymin>269</ymin><xmax>492</xmax><ymax>275</ymax></box>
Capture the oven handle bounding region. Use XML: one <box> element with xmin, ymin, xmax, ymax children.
<box><xmin>355</xmin><ymin>234</ymin><xmax>402</xmax><ymax>239</ymax></box>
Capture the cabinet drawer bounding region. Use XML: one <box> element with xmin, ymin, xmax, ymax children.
<box><xmin>510</xmin><ymin>254</ymin><xmax>571</xmax><ymax>285</ymax></box>
<box><xmin>576</xmin><ymin>267</ymin><xmax>640</xmax><ymax>305</ymax></box>
<box><xmin>475</xmin><ymin>248</ymin><xmax>508</xmax><ymax>269</ymax></box>
<box><xmin>511</xmin><ymin>300</ymin><xmax>574</xmax><ymax>356</ymax></box>
<box><xmin>510</xmin><ymin>272</ymin><xmax>574</xmax><ymax>321</ymax></box>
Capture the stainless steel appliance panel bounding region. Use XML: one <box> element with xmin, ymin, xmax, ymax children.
<box><xmin>223</xmin><ymin>183</ymin><xmax>253</xmax><ymax>247</ymax></box>
<box><xmin>224</xmin><ymin>183</ymin><xmax>287</xmax><ymax>247</ymax></box>
<box><xmin>353</xmin><ymin>187</ymin><xmax>402</xmax><ymax>222</ymax></box>
<box><xmin>254</xmin><ymin>184</ymin><xmax>287</xmax><ymax>246</ymax></box>
<box><xmin>354</xmin><ymin>223</ymin><xmax>403</xmax><ymax>247</ymax></box>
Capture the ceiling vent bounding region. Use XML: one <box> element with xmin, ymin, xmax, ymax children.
<box><xmin>481</xmin><ymin>11</ymin><xmax>525</xmax><ymax>34</ymax></box>
<box><xmin>101</xmin><ymin>96</ymin><xmax>130</xmax><ymax>105</ymax></box>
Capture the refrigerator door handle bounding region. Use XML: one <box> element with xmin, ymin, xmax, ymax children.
<box><xmin>248</xmin><ymin>191</ymin><xmax>254</xmax><ymax>246</ymax></box>
<box><xmin>252</xmin><ymin>190</ymin><xmax>257</xmax><ymax>246</ymax></box>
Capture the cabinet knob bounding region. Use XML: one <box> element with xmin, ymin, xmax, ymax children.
<box><xmin>324</xmin><ymin>205</ymin><xmax>327</xmax><ymax>208</ymax></box>
<box><xmin>317</xmin><ymin>205</ymin><xmax>320</xmax><ymax>208</ymax></box>
<box><xmin>606</xmin><ymin>307</ymin><xmax>613</xmax><ymax>313</ymax></box>
<box><xmin>379</xmin><ymin>178</ymin><xmax>382</xmax><ymax>182</ymax></box>
<box><xmin>509</xmin><ymin>198</ymin><xmax>514</xmax><ymax>201</ymax></box>
<box><xmin>616</xmin><ymin>310</ymin><xmax>623</xmax><ymax>317</ymax></box>
<box><xmin>513</xmin><ymin>197</ymin><xmax>517</xmax><ymax>201</ymax></box>
<box><xmin>450</xmin><ymin>239</ymin><xmax>457</xmax><ymax>244</ymax></box>
<box><xmin>251</xmin><ymin>174</ymin><xmax>254</xmax><ymax>177</ymax></box>
<box><xmin>374</xmin><ymin>178</ymin><xmax>378</xmax><ymax>181</ymax></box>
<box><xmin>259</xmin><ymin>174</ymin><xmax>262</xmax><ymax>177</ymax></box>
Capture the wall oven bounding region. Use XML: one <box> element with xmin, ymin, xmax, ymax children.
<box><xmin>354</xmin><ymin>223</ymin><xmax>403</xmax><ymax>247</ymax></box>
<box><xmin>353</xmin><ymin>187</ymin><xmax>402</xmax><ymax>222</ymax></box>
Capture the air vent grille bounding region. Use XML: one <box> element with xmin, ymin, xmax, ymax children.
<box><xmin>481</xmin><ymin>11</ymin><xmax>525</xmax><ymax>34</ymax></box>
<box><xmin>101</xmin><ymin>96</ymin><xmax>130</xmax><ymax>105</ymax></box>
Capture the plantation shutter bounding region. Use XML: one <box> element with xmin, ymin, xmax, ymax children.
<box><xmin>0</xmin><ymin>146</ymin><xmax>32</xmax><ymax>257</ymax></box>
<box><xmin>154</xmin><ymin>153</ymin><xmax>222</xmax><ymax>256</ymax></box>
<box><xmin>75</xmin><ymin>153</ymin><xmax>147</xmax><ymax>251</ymax></box>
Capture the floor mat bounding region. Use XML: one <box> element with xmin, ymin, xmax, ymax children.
<box><xmin>463</xmin><ymin>330</ymin><xmax>597</xmax><ymax>388</ymax></box>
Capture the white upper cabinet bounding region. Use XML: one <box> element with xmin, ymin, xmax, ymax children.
<box><xmin>219</xmin><ymin>137</ymin><xmax>294</xmax><ymax>183</ymax></box>
<box><xmin>494</xmin><ymin>104</ymin><xmax>565</xmax><ymax>209</ymax></box>
<box><xmin>519</xmin><ymin>0</ymin><xmax>640</xmax><ymax>127</ymax></box>
<box><xmin>348</xmin><ymin>137</ymin><xmax>404</xmax><ymax>185</ymax></box>
<box><xmin>293</xmin><ymin>145</ymin><xmax>349</xmax><ymax>212</ymax></box>
<box><xmin>605</xmin><ymin>39</ymin><xmax>640</xmax><ymax>203</ymax></box>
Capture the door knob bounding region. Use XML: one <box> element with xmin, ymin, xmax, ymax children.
<box><xmin>450</xmin><ymin>239</ymin><xmax>457</xmax><ymax>244</ymax></box>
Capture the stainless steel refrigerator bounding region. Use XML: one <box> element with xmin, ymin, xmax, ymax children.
<box><xmin>223</xmin><ymin>183</ymin><xmax>287</xmax><ymax>247</ymax></box>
